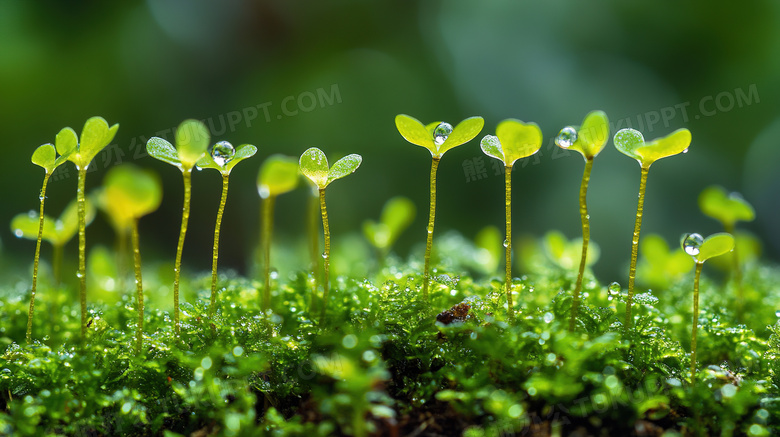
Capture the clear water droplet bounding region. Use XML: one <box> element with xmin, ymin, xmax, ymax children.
<box><xmin>321</xmin><ymin>252</ymin><xmax>329</xmax><ymax>259</ymax></box>
<box><xmin>433</xmin><ymin>122</ymin><xmax>453</xmax><ymax>146</ymax></box>
<box><xmin>682</xmin><ymin>148</ymin><xmax>689</xmax><ymax>154</ymax></box>
<box><xmin>608</xmin><ymin>282</ymin><xmax>621</xmax><ymax>295</ymax></box>
<box><xmin>681</xmin><ymin>233</ymin><xmax>704</xmax><ymax>256</ymax></box>
<box><xmin>543</xmin><ymin>312</ymin><xmax>554</xmax><ymax>323</ymax></box>
<box><xmin>75</xmin><ymin>272</ymin><xmax>84</xmax><ymax>279</ymax></box>
<box><xmin>503</xmin><ymin>239</ymin><xmax>509</xmax><ymax>248</ymax></box>
<box><xmin>211</xmin><ymin>141</ymin><xmax>235</xmax><ymax>167</ymax></box>
<box><xmin>775</xmin><ymin>310</ymin><xmax>780</xmax><ymax>318</ymax></box>
<box><xmin>555</xmin><ymin>126</ymin><xmax>578</xmax><ymax>149</ymax></box>
<box><xmin>27</xmin><ymin>210</ymin><xmax>36</xmax><ymax>218</ymax></box>
<box><xmin>14</xmin><ymin>229</ymin><xmax>23</xmax><ymax>238</ymax></box>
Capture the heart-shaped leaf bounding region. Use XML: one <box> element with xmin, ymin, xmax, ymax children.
<box><xmin>615</xmin><ymin>128</ymin><xmax>691</xmax><ymax>168</ymax></box>
<box><xmin>258</xmin><ymin>155</ymin><xmax>299</xmax><ymax>198</ymax></box>
<box><xmin>176</xmin><ymin>119</ymin><xmax>210</xmax><ymax>168</ymax></box>
<box><xmin>196</xmin><ymin>142</ymin><xmax>257</xmax><ymax>174</ymax></box>
<box><xmin>396</xmin><ymin>114</ymin><xmax>484</xmax><ymax>158</ymax></box>
<box><xmin>494</xmin><ymin>119</ymin><xmax>543</xmax><ymax>166</ymax></box>
<box><xmin>299</xmin><ymin>147</ymin><xmax>329</xmax><ymax>188</ymax></box>
<box><xmin>698</xmin><ymin>185</ymin><xmax>755</xmax><ymax>227</ymax></box>
<box><xmin>695</xmin><ymin>233</ymin><xmax>735</xmax><ymax>263</ymax></box>
<box><xmin>566</xmin><ymin>110</ymin><xmax>610</xmax><ymax>159</ymax></box>
<box><xmin>75</xmin><ymin>116</ymin><xmax>119</xmax><ymax>168</ymax></box>
<box><xmin>437</xmin><ymin>117</ymin><xmax>485</xmax><ymax>157</ymax></box>
<box><xmin>328</xmin><ymin>154</ymin><xmax>362</xmax><ymax>185</ymax></box>
<box><xmin>146</xmin><ymin>137</ymin><xmax>181</xmax><ymax>168</ymax></box>
<box><xmin>55</xmin><ymin>127</ymin><xmax>78</xmax><ymax>157</ymax></box>
<box><xmin>99</xmin><ymin>164</ymin><xmax>162</xmax><ymax>230</ymax></box>
<box><xmin>31</xmin><ymin>144</ymin><xmax>57</xmax><ymax>172</ymax></box>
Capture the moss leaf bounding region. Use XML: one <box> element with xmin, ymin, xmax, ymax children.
<box><xmin>299</xmin><ymin>147</ymin><xmax>329</xmax><ymax>188</ymax></box>
<box><xmin>698</xmin><ymin>185</ymin><xmax>755</xmax><ymax>226</ymax></box>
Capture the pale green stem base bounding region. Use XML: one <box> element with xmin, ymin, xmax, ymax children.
<box><xmin>27</xmin><ymin>173</ymin><xmax>51</xmax><ymax>344</ymax></box>
<box><xmin>570</xmin><ymin>157</ymin><xmax>593</xmax><ymax>332</ymax></box>
<box><xmin>691</xmin><ymin>262</ymin><xmax>702</xmax><ymax>385</ymax></box>
<box><xmin>422</xmin><ymin>157</ymin><xmax>440</xmax><ymax>302</ymax></box>
<box><xmin>262</xmin><ymin>195</ymin><xmax>276</xmax><ymax>311</ymax></box>
<box><xmin>77</xmin><ymin>168</ymin><xmax>88</xmax><ymax>341</ymax></box>
<box><xmin>319</xmin><ymin>188</ymin><xmax>330</xmax><ymax>325</ymax></box>
<box><xmin>173</xmin><ymin>170</ymin><xmax>193</xmax><ymax>336</ymax></box>
<box><xmin>625</xmin><ymin>166</ymin><xmax>649</xmax><ymax>331</ymax></box>
<box><xmin>308</xmin><ymin>189</ymin><xmax>320</xmax><ymax>311</ymax></box>
<box><xmin>131</xmin><ymin>220</ymin><xmax>144</xmax><ymax>355</ymax></box>
<box><xmin>724</xmin><ymin>223</ymin><xmax>744</xmax><ymax>321</ymax></box>
<box><xmin>209</xmin><ymin>174</ymin><xmax>230</xmax><ymax>318</ymax></box>
<box><xmin>504</xmin><ymin>165</ymin><xmax>514</xmax><ymax>321</ymax></box>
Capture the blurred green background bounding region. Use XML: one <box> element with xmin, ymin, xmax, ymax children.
<box><xmin>1</xmin><ymin>0</ymin><xmax>778</xmax><ymax>284</ymax></box>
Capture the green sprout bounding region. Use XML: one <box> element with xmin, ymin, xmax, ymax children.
<box><xmin>698</xmin><ymin>185</ymin><xmax>755</xmax><ymax>317</ymax></box>
<box><xmin>680</xmin><ymin>232</ymin><xmax>734</xmax><ymax>384</ymax></box>
<box><xmin>99</xmin><ymin>164</ymin><xmax>162</xmax><ymax>354</ymax></box>
<box><xmin>197</xmin><ymin>141</ymin><xmax>257</xmax><ymax>317</ymax></box>
<box><xmin>59</xmin><ymin>116</ymin><xmax>119</xmax><ymax>339</ymax></box>
<box><xmin>18</xmin><ymin>142</ymin><xmax>74</xmax><ymax>343</ymax></box>
<box><xmin>257</xmin><ymin>154</ymin><xmax>299</xmax><ymax>311</ymax></box>
<box><xmin>299</xmin><ymin>147</ymin><xmax>362</xmax><ymax>324</ymax></box>
<box><xmin>613</xmin><ymin>127</ymin><xmax>691</xmax><ymax>330</ymax></box>
<box><xmin>553</xmin><ymin>110</ymin><xmax>609</xmax><ymax>330</ymax></box>
<box><xmin>395</xmin><ymin>114</ymin><xmax>484</xmax><ymax>302</ymax></box>
<box><xmin>480</xmin><ymin>119</ymin><xmax>542</xmax><ymax>320</ymax></box>
<box><xmin>146</xmin><ymin>119</ymin><xmax>210</xmax><ymax>335</ymax></box>
<box><xmin>636</xmin><ymin>234</ymin><xmax>694</xmax><ymax>289</ymax></box>
<box><xmin>542</xmin><ymin>230</ymin><xmax>600</xmax><ymax>271</ymax></box>
<box><xmin>362</xmin><ymin>196</ymin><xmax>416</xmax><ymax>270</ymax></box>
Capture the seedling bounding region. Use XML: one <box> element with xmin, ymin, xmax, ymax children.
<box><xmin>480</xmin><ymin>119</ymin><xmax>543</xmax><ymax>320</ymax></box>
<box><xmin>146</xmin><ymin>119</ymin><xmax>210</xmax><ymax>335</ymax></box>
<box><xmin>257</xmin><ymin>154</ymin><xmax>299</xmax><ymax>311</ymax></box>
<box><xmin>614</xmin><ymin>127</ymin><xmax>691</xmax><ymax>330</ymax></box>
<box><xmin>363</xmin><ymin>196</ymin><xmax>416</xmax><ymax>269</ymax></box>
<box><xmin>197</xmin><ymin>141</ymin><xmax>257</xmax><ymax>317</ymax></box>
<box><xmin>299</xmin><ymin>147</ymin><xmax>362</xmax><ymax>324</ymax></box>
<box><xmin>395</xmin><ymin>114</ymin><xmax>484</xmax><ymax>301</ymax></box>
<box><xmin>99</xmin><ymin>164</ymin><xmax>162</xmax><ymax>353</ymax></box>
<box><xmin>19</xmin><ymin>142</ymin><xmax>74</xmax><ymax>343</ymax></box>
<box><xmin>698</xmin><ymin>185</ymin><xmax>755</xmax><ymax>316</ymax></box>
<box><xmin>680</xmin><ymin>232</ymin><xmax>734</xmax><ymax>384</ymax></box>
<box><xmin>636</xmin><ymin>234</ymin><xmax>694</xmax><ymax>289</ymax></box>
<box><xmin>59</xmin><ymin>117</ymin><xmax>119</xmax><ymax>339</ymax></box>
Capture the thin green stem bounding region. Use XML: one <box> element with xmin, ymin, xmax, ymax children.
<box><xmin>319</xmin><ymin>188</ymin><xmax>330</xmax><ymax>324</ymax></box>
<box><xmin>422</xmin><ymin>157</ymin><xmax>440</xmax><ymax>302</ymax></box>
<box><xmin>53</xmin><ymin>244</ymin><xmax>63</xmax><ymax>287</ymax></box>
<box><xmin>131</xmin><ymin>219</ymin><xmax>144</xmax><ymax>355</ymax></box>
<box><xmin>625</xmin><ymin>166</ymin><xmax>649</xmax><ymax>331</ymax></box>
<box><xmin>209</xmin><ymin>174</ymin><xmax>230</xmax><ymax>318</ymax></box>
<box><xmin>570</xmin><ymin>157</ymin><xmax>593</xmax><ymax>332</ymax></box>
<box><xmin>262</xmin><ymin>195</ymin><xmax>276</xmax><ymax>311</ymax></box>
<box><xmin>724</xmin><ymin>223</ymin><xmax>744</xmax><ymax>321</ymax></box>
<box><xmin>173</xmin><ymin>170</ymin><xmax>193</xmax><ymax>336</ymax></box>
<box><xmin>27</xmin><ymin>173</ymin><xmax>51</xmax><ymax>344</ymax></box>
<box><xmin>504</xmin><ymin>165</ymin><xmax>514</xmax><ymax>321</ymax></box>
<box><xmin>308</xmin><ymin>188</ymin><xmax>320</xmax><ymax>311</ymax></box>
<box><xmin>77</xmin><ymin>168</ymin><xmax>88</xmax><ymax>340</ymax></box>
<box><xmin>691</xmin><ymin>262</ymin><xmax>703</xmax><ymax>385</ymax></box>
<box><xmin>117</xmin><ymin>229</ymin><xmax>127</xmax><ymax>295</ymax></box>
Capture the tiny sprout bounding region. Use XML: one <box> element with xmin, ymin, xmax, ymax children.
<box><xmin>636</xmin><ymin>234</ymin><xmax>694</xmax><ymax>289</ymax></box>
<box><xmin>680</xmin><ymin>232</ymin><xmax>734</xmax><ymax>384</ymax></box>
<box><xmin>363</xmin><ymin>196</ymin><xmax>416</xmax><ymax>269</ymax></box>
<box><xmin>614</xmin><ymin>127</ymin><xmax>691</xmax><ymax>331</ymax></box>
<box><xmin>197</xmin><ymin>141</ymin><xmax>257</xmax><ymax>317</ymax></box>
<box><xmin>299</xmin><ymin>147</ymin><xmax>362</xmax><ymax>324</ymax></box>
<box><xmin>395</xmin><ymin>114</ymin><xmax>484</xmax><ymax>302</ymax></box>
<box><xmin>257</xmin><ymin>155</ymin><xmax>299</xmax><ymax>311</ymax></box>
<box><xmin>480</xmin><ymin>119</ymin><xmax>542</xmax><ymax>320</ymax></box>
<box><xmin>60</xmin><ymin>116</ymin><xmax>119</xmax><ymax>340</ymax></box>
<box><xmin>147</xmin><ymin>119</ymin><xmax>210</xmax><ymax>335</ymax></box>
<box><xmin>100</xmin><ymin>164</ymin><xmax>162</xmax><ymax>354</ymax></box>
<box><xmin>698</xmin><ymin>185</ymin><xmax>755</xmax><ymax>317</ymax></box>
<box><xmin>554</xmin><ymin>110</ymin><xmax>609</xmax><ymax>331</ymax></box>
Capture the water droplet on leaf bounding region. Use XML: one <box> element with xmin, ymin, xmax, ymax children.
<box><xmin>681</xmin><ymin>233</ymin><xmax>704</xmax><ymax>256</ymax></box>
<box><xmin>211</xmin><ymin>141</ymin><xmax>235</xmax><ymax>167</ymax></box>
<box><xmin>433</xmin><ymin>122</ymin><xmax>453</xmax><ymax>146</ymax></box>
<box><xmin>555</xmin><ymin>126</ymin><xmax>578</xmax><ymax>149</ymax></box>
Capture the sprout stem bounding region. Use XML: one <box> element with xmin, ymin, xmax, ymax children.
<box><xmin>262</xmin><ymin>195</ymin><xmax>276</xmax><ymax>311</ymax></box>
<box><xmin>318</xmin><ymin>188</ymin><xmax>330</xmax><ymax>324</ymax></box>
<box><xmin>570</xmin><ymin>157</ymin><xmax>593</xmax><ymax>331</ymax></box>
<box><xmin>173</xmin><ymin>170</ymin><xmax>192</xmax><ymax>335</ymax></box>
<box><xmin>131</xmin><ymin>219</ymin><xmax>144</xmax><ymax>355</ymax></box>
<box><xmin>53</xmin><ymin>244</ymin><xmax>63</xmax><ymax>287</ymax></box>
<box><xmin>724</xmin><ymin>223</ymin><xmax>744</xmax><ymax>321</ymax></box>
<box><xmin>504</xmin><ymin>165</ymin><xmax>514</xmax><ymax>321</ymax></box>
<box><xmin>27</xmin><ymin>173</ymin><xmax>51</xmax><ymax>344</ymax></box>
<box><xmin>691</xmin><ymin>262</ymin><xmax>703</xmax><ymax>384</ymax></box>
<box><xmin>422</xmin><ymin>157</ymin><xmax>440</xmax><ymax>302</ymax></box>
<box><xmin>308</xmin><ymin>188</ymin><xmax>320</xmax><ymax>311</ymax></box>
<box><xmin>625</xmin><ymin>166</ymin><xmax>649</xmax><ymax>331</ymax></box>
<box><xmin>209</xmin><ymin>174</ymin><xmax>230</xmax><ymax>318</ymax></box>
<box><xmin>77</xmin><ymin>168</ymin><xmax>88</xmax><ymax>341</ymax></box>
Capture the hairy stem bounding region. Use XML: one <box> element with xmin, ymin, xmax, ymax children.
<box><xmin>262</xmin><ymin>195</ymin><xmax>276</xmax><ymax>311</ymax></box>
<box><xmin>209</xmin><ymin>174</ymin><xmax>230</xmax><ymax>318</ymax></box>
<box><xmin>27</xmin><ymin>173</ymin><xmax>51</xmax><ymax>344</ymax></box>
<box><xmin>77</xmin><ymin>168</ymin><xmax>88</xmax><ymax>341</ymax></box>
<box><xmin>422</xmin><ymin>157</ymin><xmax>440</xmax><ymax>302</ymax></box>
<box><xmin>131</xmin><ymin>219</ymin><xmax>144</xmax><ymax>355</ymax></box>
<box><xmin>308</xmin><ymin>188</ymin><xmax>320</xmax><ymax>311</ymax></box>
<box><xmin>691</xmin><ymin>262</ymin><xmax>703</xmax><ymax>384</ymax></box>
<box><xmin>570</xmin><ymin>157</ymin><xmax>593</xmax><ymax>332</ymax></box>
<box><xmin>173</xmin><ymin>170</ymin><xmax>192</xmax><ymax>336</ymax></box>
<box><xmin>319</xmin><ymin>188</ymin><xmax>330</xmax><ymax>324</ymax></box>
<box><xmin>504</xmin><ymin>165</ymin><xmax>514</xmax><ymax>321</ymax></box>
<box><xmin>625</xmin><ymin>166</ymin><xmax>649</xmax><ymax>331</ymax></box>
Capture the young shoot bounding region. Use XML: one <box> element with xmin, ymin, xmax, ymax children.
<box><xmin>553</xmin><ymin>110</ymin><xmax>609</xmax><ymax>331</ymax></box>
<box><xmin>395</xmin><ymin>114</ymin><xmax>484</xmax><ymax>302</ymax></box>
<box><xmin>698</xmin><ymin>185</ymin><xmax>755</xmax><ymax>317</ymax></box>
<box><xmin>480</xmin><ymin>119</ymin><xmax>542</xmax><ymax>320</ymax></box>
<box><xmin>680</xmin><ymin>232</ymin><xmax>734</xmax><ymax>384</ymax></box>
<box><xmin>363</xmin><ymin>196</ymin><xmax>416</xmax><ymax>272</ymax></box>
<box><xmin>614</xmin><ymin>127</ymin><xmax>691</xmax><ymax>331</ymax></box>
<box><xmin>99</xmin><ymin>164</ymin><xmax>162</xmax><ymax>354</ymax></box>
<box><xmin>197</xmin><ymin>141</ymin><xmax>257</xmax><ymax>318</ymax></box>
<box><xmin>60</xmin><ymin>117</ymin><xmax>119</xmax><ymax>340</ymax></box>
<box><xmin>257</xmin><ymin>155</ymin><xmax>299</xmax><ymax>311</ymax></box>
<box><xmin>146</xmin><ymin>119</ymin><xmax>210</xmax><ymax>335</ymax></box>
<box><xmin>20</xmin><ymin>142</ymin><xmax>74</xmax><ymax>343</ymax></box>
<box><xmin>299</xmin><ymin>147</ymin><xmax>362</xmax><ymax>324</ymax></box>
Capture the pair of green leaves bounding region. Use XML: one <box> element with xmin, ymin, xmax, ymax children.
<box><xmin>395</xmin><ymin>115</ymin><xmax>484</xmax><ymax>159</ymax></box>
<box><xmin>614</xmin><ymin>127</ymin><xmax>692</xmax><ymax>168</ymax></box>
<box><xmin>554</xmin><ymin>110</ymin><xmax>610</xmax><ymax>159</ymax></box>
<box><xmin>698</xmin><ymin>185</ymin><xmax>755</xmax><ymax>228</ymax></box>
<box><xmin>32</xmin><ymin>116</ymin><xmax>119</xmax><ymax>174</ymax></box>
<box><xmin>682</xmin><ymin>232</ymin><xmax>735</xmax><ymax>264</ymax></box>
<box><xmin>11</xmin><ymin>199</ymin><xmax>97</xmax><ymax>247</ymax></box>
<box><xmin>363</xmin><ymin>196</ymin><xmax>416</xmax><ymax>250</ymax></box>
<box><xmin>99</xmin><ymin>165</ymin><xmax>162</xmax><ymax>230</ymax></box>
<box><xmin>258</xmin><ymin>155</ymin><xmax>299</xmax><ymax>199</ymax></box>
<box><xmin>480</xmin><ymin>119</ymin><xmax>543</xmax><ymax>166</ymax></box>
<box><xmin>299</xmin><ymin>148</ymin><xmax>362</xmax><ymax>189</ymax></box>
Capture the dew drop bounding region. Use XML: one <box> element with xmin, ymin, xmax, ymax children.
<box><xmin>543</xmin><ymin>312</ymin><xmax>554</xmax><ymax>323</ymax></box>
<box><xmin>682</xmin><ymin>148</ymin><xmax>689</xmax><ymax>154</ymax></box>
<box><xmin>321</xmin><ymin>252</ymin><xmax>329</xmax><ymax>259</ymax></box>
<box><xmin>555</xmin><ymin>126</ymin><xmax>578</xmax><ymax>149</ymax></box>
<box><xmin>27</xmin><ymin>210</ymin><xmax>36</xmax><ymax>218</ymax></box>
<box><xmin>608</xmin><ymin>282</ymin><xmax>621</xmax><ymax>295</ymax></box>
<box><xmin>502</xmin><ymin>239</ymin><xmax>509</xmax><ymax>248</ymax></box>
<box><xmin>211</xmin><ymin>141</ymin><xmax>235</xmax><ymax>167</ymax></box>
<box><xmin>14</xmin><ymin>229</ymin><xmax>23</xmax><ymax>238</ymax></box>
<box><xmin>433</xmin><ymin>122</ymin><xmax>453</xmax><ymax>146</ymax></box>
<box><xmin>681</xmin><ymin>233</ymin><xmax>704</xmax><ymax>256</ymax></box>
<box><xmin>775</xmin><ymin>310</ymin><xmax>780</xmax><ymax>318</ymax></box>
